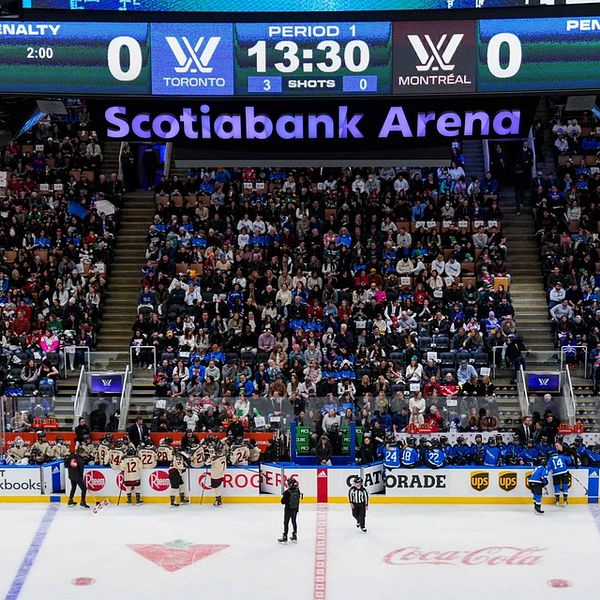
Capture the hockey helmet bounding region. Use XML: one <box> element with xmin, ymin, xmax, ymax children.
<box><xmin>127</xmin><ymin>447</ymin><xmax>136</xmax><ymax>456</ymax></box>
<box><xmin>488</xmin><ymin>436</ymin><xmax>496</xmax><ymax>447</ymax></box>
<box><xmin>287</xmin><ymin>477</ymin><xmax>298</xmax><ymax>487</ymax></box>
<box><xmin>406</xmin><ymin>437</ymin><xmax>416</xmax><ymax>447</ymax></box>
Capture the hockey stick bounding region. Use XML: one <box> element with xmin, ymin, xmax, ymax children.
<box><xmin>199</xmin><ymin>466</ymin><xmax>210</xmax><ymax>505</ymax></box>
<box><xmin>117</xmin><ymin>485</ymin><xmax>123</xmax><ymax>506</ymax></box>
<box><xmin>87</xmin><ymin>492</ymin><xmax>110</xmax><ymax>515</ymax></box>
<box><xmin>570</xmin><ymin>472</ymin><xmax>589</xmax><ymax>495</ymax></box>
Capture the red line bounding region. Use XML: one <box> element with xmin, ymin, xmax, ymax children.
<box><xmin>313</xmin><ymin>504</ymin><xmax>328</xmax><ymax>600</ymax></box>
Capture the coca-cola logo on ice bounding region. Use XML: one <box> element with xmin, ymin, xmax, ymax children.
<box><xmin>84</xmin><ymin>470</ymin><xmax>106</xmax><ymax>493</ymax></box>
<box><xmin>149</xmin><ymin>470</ymin><xmax>170</xmax><ymax>492</ymax></box>
<box><xmin>384</xmin><ymin>546</ymin><xmax>546</xmax><ymax>567</ymax></box>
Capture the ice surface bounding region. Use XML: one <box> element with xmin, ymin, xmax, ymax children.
<box><xmin>1</xmin><ymin>503</ymin><xmax>599</xmax><ymax>600</ymax></box>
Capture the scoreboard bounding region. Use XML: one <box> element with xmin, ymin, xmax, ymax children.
<box><xmin>21</xmin><ymin>0</ymin><xmax>600</xmax><ymax>13</ymax></box>
<box><xmin>0</xmin><ymin>17</ymin><xmax>598</xmax><ymax>96</ymax></box>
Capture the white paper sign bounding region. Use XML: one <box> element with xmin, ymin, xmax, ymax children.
<box><xmin>254</xmin><ymin>416</ymin><xmax>266</xmax><ymax>428</ymax></box>
<box><xmin>458</xmin><ymin>220</ymin><xmax>468</xmax><ymax>228</ymax></box>
<box><xmin>427</xmin><ymin>352</ymin><xmax>438</xmax><ymax>361</ymax></box>
<box><xmin>480</xmin><ymin>367</ymin><xmax>491</xmax><ymax>376</ymax></box>
<box><xmin>426</xmin><ymin>221</ymin><xmax>436</xmax><ymax>228</ymax></box>
<box><xmin>415</xmin><ymin>221</ymin><xmax>425</xmax><ymax>229</ymax></box>
<box><xmin>0</xmin><ymin>171</ymin><xmax>6</xmax><ymax>188</ymax></box>
<box><xmin>256</xmin><ymin>182</ymin><xmax>265</xmax><ymax>190</ymax></box>
<box><xmin>35</xmin><ymin>144</ymin><xmax>44</xmax><ymax>152</ymax></box>
<box><xmin>442</xmin><ymin>220</ymin><xmax>451</xmax><ymax>228</ymax></box>
<box><xmin>488</xmin><ymin>220</ymin><xmax>498</xmax><ymax>228</ymax></box>
<box><xmin>39</xmin><ymin>183</ymin><xmax>49</xmax><ymax>191</ymax></box>
<box><xmin>473</xmin><ymin>220</ymin><xmax>484</xmax><ymax>228</ymax></box>
<box><xmin>400</xmin><ymin>277</ymin><xmax>411</xmax><ymax>286</ymax></box>
<box><xmin>53</xmin><ymin>183</ymin><xmax>63</xmax><ymax>191</ymax></box>
<box><xmin>446</xmin><ymin>398</ymin><xmax>458</xmax><ymax>407</ymax></box>
<box><xmin>409</xmin><ymin>382</ymin><xmax>421</xmax><ymax>392</ymax></box>
<box><xmin>243</xmin><ymin>182</ymin><xmax>253</xmax><ymax>189</ymax></box>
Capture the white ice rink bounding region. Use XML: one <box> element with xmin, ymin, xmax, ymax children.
<box><xmin>1</xmin><ymin>503</ymin><xmax>600</xmax><ymax>600</ymax></box>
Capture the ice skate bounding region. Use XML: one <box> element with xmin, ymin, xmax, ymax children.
<box><xmin>80</xmin><ymin>502</ymin><xmax>90</xmax><ymax>509</ymax></box>
<box><xmin>170</xmin><ymin>496</ymin><xmax>179</xmax><ymax>507</ymax></box>
<box><xmin>277</xmin><ymin>535</ymin><xmax>287</xmax><ymax>544</ymax></box>
<box><xmin>361</xmin><ymin>527</ymin><xmax>367</xmax><ymax>532</ymax></box>
<box><xmin>534</xmin><ymin>504</ymin><xmax>544</xmax><ymax>515</ymax></box>
<box><xmin>555</xmin><ymin>495</ymin><xmax>561</xmax><ymax>506</ymax></box>
<box><xmin>136</xmin><ymin>494</ymin><xmax>143</xmax><ymax>506</ymax></box>
<box><xmin>180</xmin><ymin>494</ymin><xmax>189</xmax><ymax>505</ymax></box>
<box><xmin>562</xmin><ymin>496</ymin><xmax>568</xmax><ymax>507</ymax></box>
<box><xmin>290</xmin><ymin>533</ymin><xmax>297</xmax><ymax>543</ymax></box>
<box><xmin>67</xmin><ymin>500</ymin><xmax>76</xmax><ymax>507</ymax></box>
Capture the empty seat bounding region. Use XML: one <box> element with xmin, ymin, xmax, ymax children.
<box><xmin>418</xmin><ymin>336</ymin><xmax>432</xmax><ymax>351</ymax></box>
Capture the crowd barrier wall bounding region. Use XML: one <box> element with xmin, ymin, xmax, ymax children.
<box><xmin>0</xmin><ymin>463</ymin><xmax>597</xmax><ymax>505</ymax></box>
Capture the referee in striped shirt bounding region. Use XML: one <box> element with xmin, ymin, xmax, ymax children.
<box><xmin>348</xmin><ymin>477</ymin><xmax>369</xmax><ymax>532</ymax></box>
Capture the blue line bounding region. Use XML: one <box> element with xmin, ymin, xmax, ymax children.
<box><xmin>5</xmin><ymin>505</ymin><xmax>58</xmax><ymax>600</ymax></box>
<box><xmin>590</xmin><ymin>505</ymin><xmax>600</xmax><ymax>537</ymax></box>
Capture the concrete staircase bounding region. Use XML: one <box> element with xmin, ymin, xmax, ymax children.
<box><xmin>96</xmin><ymin>191</ymin><xmax>155</xmax><ymax>356</ymax></box>
<box><xmin>101</xmin><ymin>140</ymin><xmax>121</xmax><ymax>177</ymax></box>
<box><xmin>461</xmin><ymin>140</ymin><xmax>486</xmax><ymax>178</ymax></box>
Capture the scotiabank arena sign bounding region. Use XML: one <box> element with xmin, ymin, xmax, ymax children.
<box><xmin>93</xmin><ymin>97</ymin><xmax>537</xmax><ymax>157</ymax></box>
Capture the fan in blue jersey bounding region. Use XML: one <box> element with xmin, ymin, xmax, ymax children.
<box><xmin>528</xmin><ymin>458</ymin><xmax>549</xmax><ymax>515</ymax></box>
<box><xmin>521</xmin><ymin>439</ymin><xmax>539</xmax><ymax>466</ymax></box>
<box><xmin>400</xmin><ymin>437</ymin><xmax>421</xmax><ymax>468</ymax></box>
<box><xmin>483</xmin><ymin>435</ymin><xmax>502</xmax><ymax>467</ymax></box>
<box><xmin>548</xmin><ymin>445</ymin><xmax>570</xmax><ymax>507</ymax></box>
<box><xmin>424</xmin><ymin>438</ymin><xmax>447</xmax><ymax>469</ymax></box>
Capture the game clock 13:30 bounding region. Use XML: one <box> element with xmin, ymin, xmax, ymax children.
<box><xmin>234</xmin><ymin>22</ymin><xmax>393</xmax><ymax>95</ymax></box>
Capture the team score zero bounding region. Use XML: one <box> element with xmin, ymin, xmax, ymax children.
<box><xmin>247</xmin><ymin>40</ymin><xmax>371</xmax><ymax>74</ymax></box>
<box><xmin>26</xmin><ymin>47</ymin><xmax>54</xmax><ymax>59</ymax></box>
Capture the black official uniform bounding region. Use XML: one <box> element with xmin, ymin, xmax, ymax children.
<box><xmin>278</xmin><ymin>478</ymin><xmax>301</xmax><ymax>543</ymax></box>
<box><xmin>348</xmin><ymin>479</ymin><xmax>369</xmax><ymax>532</ymax></box>
<box><xmin>65</xmin><ymin>448</ymin><xmax>89</xmax><ymax>508</ymax></box>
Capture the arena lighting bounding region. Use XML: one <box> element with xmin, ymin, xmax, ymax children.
<box><xmin>105</xmin><ymin>104</ymin><xmax>522</xmax><ymax>140</ymax></box>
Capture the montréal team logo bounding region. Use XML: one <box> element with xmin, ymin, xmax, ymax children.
<box><xmin>407</xmin><ymin>33</ymin><xmax>464</xmax><ymax>72</ymax></box>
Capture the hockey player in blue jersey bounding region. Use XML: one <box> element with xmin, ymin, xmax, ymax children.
<box><xmin>471</xmin><ymin>434</ymin><xmax>485</xmax><ymax>466</ymax></box>
<box><xmin>521</xmin><ymin>439</ymin><xmax>539</xmax><ymax>466</ymax></box>
<box><xmin>503</xmin><ymin>434</ymin><xmax>524</xmax><ymax>466</ymax></box>
<box><xmin>400</xmin><ymin>437</ymin><xmax>421</xmax><ymax>468</ymax></box>
<box><xmin>454</xmin><ymin>436</ymin><xmax>473</xmax><ymax>465</ymax></box>
<box><xmin>528</xmin><ymin>458</ymin><xmax>549</xmax><ymax>515</ymax></box>
<box><xmin>548</xmin><ymin>445</ymin><xmax>570</xmax><ymax>507</ymax></box>
<box><xmin>483</xmin><ymin>435</ymin><xmax>502</xmax><ymax>467</ymax></box>
<box><xmin>424</xmin><ymin>438</ymin><xmax>446</xmax><ymax>468</ymax></box>
<box><xmin>536</xmin><ymin>436</ymin><xmax>552</xmax><ymax>460</ymax></box>
<box><xmin>439</xmin><ymin>436</ymin><xmax>455</xmax><ymax>465</ymax></box>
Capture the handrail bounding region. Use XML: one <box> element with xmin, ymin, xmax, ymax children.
<box><xmin>559</xmin><ymin>345</ymin><xmax>588</xmax><ymax>376</ymax></box>
<box><xmin>563</xmin><ymin>365</ymin><xmax>577</xmax><ymax>426</ymax></box>
<box><xmin>72</xmin><ymin>366</ymin><xmax>87</xmax><ymax>431</ymax></box>
<box><xmin>118</xmin><ymin>364</ymin><xmax>132</xmax><ymax>430</ymax></box>
<box><xmin>129</xmin><ymin>345</ymin><xmax>157</xmax><ymax>375</ymax></box>
<box><xmin>517</xmin><ymin>364</ymin><xmax>529</xmax><ymax>417</ymax></box>
<box><xmin>491</xmin><ymin>345</ymin><xmax>504</xmax><ymax>378</ymax></box>
<box><xmin>63</xmin><ymin>345</ymin><xmax>91</xmax><ymax>377</ymax></box>
<box><xmin>117</xmin><ymin>141</ymin><xmax>126</xmax><ymax>181</ymax></box>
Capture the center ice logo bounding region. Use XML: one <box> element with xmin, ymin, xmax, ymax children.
<box><xmin>470</xmin><ymin>471</ymin><xmax>489</xmax><ymax>492</ymax></box>
<box><xmin>149</xmin><ymin>470</ymin><xmax>170</xmax><ymax>492</ymax></box>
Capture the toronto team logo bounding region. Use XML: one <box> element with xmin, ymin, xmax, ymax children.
<box><xmin>165</xmin><ymin>36</ymin><xmax>221</xmax><ymax>74</ymax></box>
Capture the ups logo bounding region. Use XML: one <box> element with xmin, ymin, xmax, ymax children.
<box><xmin>471</xmin><ymin>471</ymin><xmax>489</xmax><ymax>492</ymax></box>
<box><xmin>524</xmin><ymin>471</ymin><xmax>533</xmax><ymax>489</ymax></box>
<box><xmin>498</xmin><ymin>471</ymin><xmax>518</xmax><ymax>492</ymax></box>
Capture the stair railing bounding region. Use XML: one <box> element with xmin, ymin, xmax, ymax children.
<box><xmin>72</xmin><ymin>366</ymin><xmax>88</xmax><ymax>430</ymax></box>
<box><xmin>118</xmin><ymin>364</ymin><xmax>132</xmax><ymax>431</ymax></box>
<box><xmin>516</xmin><ymin>364</ymin><xmax>529</xmax><ymax>417</ymax></box>
<box><xmin>129</xmin><ymin>345</ymin><xmax>157</xmax><ymax>375</ymax></box>
<box><xmin>563</xmin><ymin>366</ymin><xmax>577</xmax><ymax>426</ymax></box>
<box><xmin>559</xmin><ymin>345</ymin><xmax>588</xmax><ymax>377</ymax></box>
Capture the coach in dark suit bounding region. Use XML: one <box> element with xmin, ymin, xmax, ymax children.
<box><xmin>515</xmin><ymin>415</ymin><xmax>533</xmax><ymax>445</ymax></box>
<box><xmin>128</xmin><ymin>417</ymin><xmax>149</xmax><ymax>447</ymax></box>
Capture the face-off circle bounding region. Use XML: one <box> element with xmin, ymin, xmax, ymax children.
<box><xmin>71</xmin><ymin>577</ymin><xmax>95</xmax><ymax>586</ymax></box>
<box><xmin>548</xmin><ymin>579</ymin><xmax>572</xmax><ymax>588</ymax></box>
